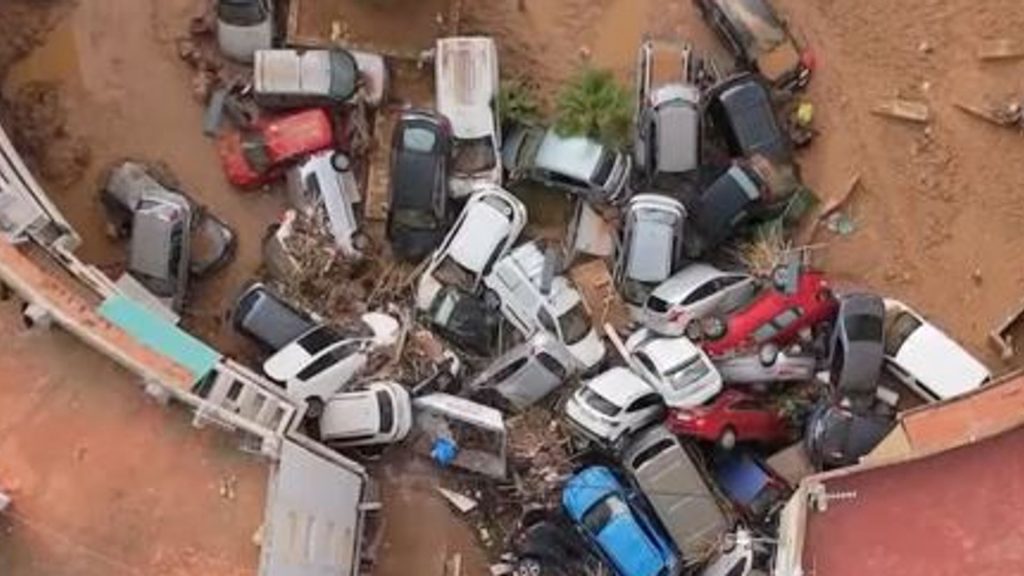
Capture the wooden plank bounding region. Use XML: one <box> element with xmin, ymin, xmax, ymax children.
<box><xmin>954</xmin><ymin>100</ymin><xmax>1020</xmax><ymax>127</ymax></box>
<box><xmin>871</xmin><ymin>99</ymin><xmax>931</xmax><ymax>123</ymax></box>
<box><xmin>978</xmin><ymin>38</ymin><xmax>1024</xmax><ymax>61</ymax></box>
<box><xmin>364</xmin><ymin>110</ymin><xmax>398</xmax><ymax>222</ymax></box>
<box><xmin>568</xmin><ymin>259</ymin><xmax>630</xmax><ymax>333</ymax></box>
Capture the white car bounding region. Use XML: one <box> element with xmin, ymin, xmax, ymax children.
<box><xmin>319</xmin><ymin>381</ymin><xmax>413</xmax><ymax>447</ymax></box>
<box><xmin>883</xmin><ymin>299</ymin><xmax>990</xmax><ymax>402</ymax></box>
<box><xmin>563</xmin><ymin>366</ymin><xmax>664</xmax><ymax>447</ymax></box>
<box><xmin>484</xmin><ymin>241</ymin><xmax>606</xmax><ymax>372</ymax></box>
<box><xmin>626</xmin><ymin>328</ymin><xmax>723</xmax><ymax>408</ymax></box>
<box><xmin>435</xmin><ymin>37</ymin><xmax>502</xmax><ymax>198</ymax></box>
<box><xmin>263</xmin><ymin>313</ymin><xmax>400</xmax><ymax>404</ymax></box>
<box><xmin>644</xmin><ymin>264</ymin><xmax>758</xmax><ymax>336</ymax></box>
<box><xmin>415</xmin><ymin>186</ymin><xmax>527</xmax><ymax>311</ymax></box>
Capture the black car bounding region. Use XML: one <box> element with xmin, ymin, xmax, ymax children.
<box><xmin>694</xmin><ymin>0</ymin><xmax>810</xmax><ymax>91</ymax></box>
<box><xmin>425</xmin><ymin>286</ymin><xmax>498</xmax><ymax>356</ymax></box>
<box><xmin>511</xmin><ymin>508</ymin><xmax>609</xmax><ymax>576</ymax></box>
<box><xmin>804</xmin><ymin>401</ymin><xmax>895</xmax><ymax>469</ymax></box>
<box><xmin>706</xmin><ymin>74</ymin><xmax>792</xmax><ymax>164</ymax></box>
<box><xmin>692</xmin><ymin>161</ymin><xmax>766</xmax><ymax>254</ymax></box>
<box><xmin>232</xmin><ymin>282</ymin><xmax>316</xmax><ymax>352</ymax></box>
<box><xmin>387</xmin><ymin>110</ymin><xmax>453</xmax><ymax>262</ymax></box>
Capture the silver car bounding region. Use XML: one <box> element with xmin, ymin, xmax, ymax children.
<box><xmin>634</xmin><ymin>39</ymin><xmax>702</xmax><ymax>189</ymax></box>
<box><xmin>216</xmin><ymin>0</ymin><xmax>273</xmax><ymax>63</ymax></box>
<box><xmin>614</xmin><ymin>194</ymin><xmax>687</xmax><ymax>316</ymax></box>
<box><xmin>622</xmin><ymin>426</ymin><xmax>730</xmax><ymax>558</ymax></box>
<box><xmin>468</xmin><ymin>332</ymin><xmax>575</xmax><ymax>412</ymax></box>
<box><xmin>714</xmin><ymin>343</ymin><xmax>818</xmax><ymax>385</ymax></box>
<box><xmin>502</xmin><ymin>126</ymin><xmax>631</xmax><ymax>204</ymax></box>
<box><xmin>644</xmin><ymin>263</ymin><xmax>758</xmax><ymax>336</ymax></box>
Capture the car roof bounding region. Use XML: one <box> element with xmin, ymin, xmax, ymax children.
<box><xmin>714</xmin><ymin>452</ymin><xmax>770</xmax><ymax>504</ymax></box>
<box><xmin>392</xmin><ymin>118</ymin><xmax>443</xmax><ymax>209</ymax></box>
<box><xmin>435</xmin><ymin>37</ymin><xmax>498</xmax><ymax>139</ymax></box>
<box><xmin>563</xmin><ymin>466</ymin><xmax>620</xmax><ymax>518</ymax></box>
<box><xmin>586</xmin><ymin>367</ymin><xmax>654</xmax><ymax>406</ymax></box>
<box><xmin>234</xmin><ymin>284</ymin><xmax>314</xmax><ymax>350</ymax></box>
<box><xmin>535</xmin><ymin>129</ymin><xmax>604</xmax><ymax>182</ymax></box>
<box><xmin>716</xmin><ymin>79</ymin><xmax>786</xmax><ymax>159</ymax></box>
<box><xmin>636</xmin><ymin>336</ymin><xmax>701</xmax><ymax>373</ymax></box>
<box><xmin>626</xmin><ymin>206</ymin><xmax>680</xmax><ymax>282</ymax></box>
<box><xmin>447</xmin><ymin>194</ymin><xmax>514</xmax><ymax>271</ymax></box>
<box><xmin>321</xmin><ymin>388</ymin><xmax>381</xmax><ymax>437</ymax></box>
<box><xmin>653</xmin><ymin>98</ymin><xmax>700</xmax><ymax>173</ymax></box>
<box><xmin>712</xmin><ymin>0</ymin><xmax>787</xmax><ymax>55</ymax></box>
<box><xmin>651</xmin><ymin>263</ymin><xmax>731</xmax><ymax>301</ymax></box>
<box><xmin>598</xmin><ymin>515</ymin><xmax>668</xmax><ymax>576</ymax></box>
<box><xmin>892</xmin><ymin>321</ymin><xmax>990</xmax><ymax>399</ymax></box>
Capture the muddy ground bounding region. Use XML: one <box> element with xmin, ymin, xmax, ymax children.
<box><xmin>2</xmin><ymin>0</ymin><xmax>1024</xmax><ymax>573</ymax></box>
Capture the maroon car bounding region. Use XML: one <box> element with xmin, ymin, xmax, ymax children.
<box><xmin>666</xmin><ymin>389</ymin><xmax>791</xmax><ymax>448</ymax></box>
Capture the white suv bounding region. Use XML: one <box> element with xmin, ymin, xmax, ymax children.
<box><xmin>484</xmin><ymin>241</ymin><xmax>606</xmax><ymax>372</ymax></box>
<box><xmin>319</xmin><ymin>381</ymin><xmax>413</xmax><ymax>448</ymax></box>
<box><xmin>563</xmin><ymin>366</ymin><xmax>664</xmax><ymax>448</ymax></box>
<box><xmin>416</xmin><ymin>185</ymin><xmax>526</xmax><ymax>311</ymax></box>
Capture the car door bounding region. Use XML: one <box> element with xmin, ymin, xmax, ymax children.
<box><xmin>717</xmin><ymin>274</ymin><xmax>757</xmax><ymax>313</ymax></box>
<box><xmin>728</xmin><ymin>397</ymin><xmax>771</xmax><ymax>440</ymax></box>
<box><xmin>682</xmin><ymin>277</ymin><xmax>724</xmax><ymax>319</ymax></box>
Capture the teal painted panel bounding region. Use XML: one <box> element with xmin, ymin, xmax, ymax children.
<box><xmin>98</xmin><ymin>294</ymin><xmax>220</xmax><ymax>383</ymax></box>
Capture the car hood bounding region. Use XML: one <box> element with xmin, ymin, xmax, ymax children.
<box><xmin>568</xmin><ymin>329</ymin><xmax>606</xmax><ymax>372</ymax></box>
<box><xmin>448</xmin><ymin>204</ymin><xmax>510</xmax><ymax>272</ymax></box>
<box><xmin>891</xmin><ymin>323</ymin><xmax>990</xmax><ymax>399</ymax></box>
<box><xmin>596</xmin><ymin>516</ymin><xmax>668</xmax><ymax>576</ymax></box>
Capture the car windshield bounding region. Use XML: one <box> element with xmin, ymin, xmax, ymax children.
<box><xmin>846</xmin><ymin>314</ymin><xmax>883</xmax><ymax>342</ymax></box>
<box><xmin>392</xmin><ymin>208</ymin><xmax>439</xmax><ymax>231</ymax></box>
<box><xmin>581</xmin><ymin>495</ymin><xmax>627</xmax><ymax>535</ymax></box>
<box><xmin>217</xmin><ymin>0</ymin><xmax>268</xmax><ymax>26</ymax></box>
<box><xmin>240</xmin><ymin>130</ymin><xmax>271</xmax><ymax>174</ymax></box>
<box><xmin>452</xmin><ymin>136</ymin><xmax>496</xmax><ymax>175</ymax></box>
<box><xmin>296</xmin><ymin>326</ymin><xmax>342</xmax><ymax>355</ymax></box>
<box><xmin>559</xmin><ymin>302</ymin><xmax>592</xmax><ymax>345</ymax></box>
<box><xmin>581</xmin><ymin>387</ymin><xmax>620</xmax><ymax>417</ymax></box>
<box><xmin>665</xmin><ymin>354</ymin><xmax>713</xmax><ymax>389</ymax></box>
<box><xmin>884</xmin><ymin>311</ymin><xmax>922</xmax><ymax>356</ymax></box>
<box><xmin>376</xmin><ymin>390</ymin><xmax>394</xmax><ymax>432</ymax></box>
<box><xmin>434</xmin><ymin>256</ymin><xmax>476</xmax><ymax>292</ymax></box>
<box><xmin>719</xmin><ymin>0</ymin><xmax>788</xmax><ymax>55</ymax></box>
<box><xmin>404</xmin><ymin>126</ymin><xmax>438</xmax><ymax>153</ymax></box>
<box><xmin>591</xmin><ymin>150</ymin><xmax>616</xmax><ymax>185</ymax></box>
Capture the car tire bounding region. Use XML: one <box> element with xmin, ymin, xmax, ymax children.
<box><xmin>719</xmin><ymin>427</ymin><xmax>737</xmax><ymax>450</ymax></box>
<box><xmin>331</xmin><ymin>152</ymin><xmax>352</xmax><ymax>173</ymax></box>
<box><xmin>514</xmin><ymin>557</ymin><xmax>544</xmax><ymax>576</ymax></box>
<box><xmin>702</xmin><ymin>316</ymin><xmax>727</xmax><ymax>340</ymax></box>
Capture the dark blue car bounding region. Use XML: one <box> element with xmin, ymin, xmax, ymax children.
<box><xmin>562</xmin><ymin>466</ymin><xmax>679</xmax><ymax>576</ymax></box>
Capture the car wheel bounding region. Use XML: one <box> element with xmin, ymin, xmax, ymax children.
<box><xmin>515</xmin><ymin>557</ymin><xmax>544</xmax><ymax>576</ymax></box>
<box><xmin>483</xmin><ymin>288</ymin><xmax>501</xmax><ymax>310</ymax></box>
<box><xmin>353</xmin><ymin>232</ymin><xmax>371</xmax><ymax>252</ymax></box>
<box><xmin>719</xmin><ymin>427</ymin><xmax>737</xmax><ymax>450</ymax></box>
<box><xmin>702</xmin><ymin>316</ymin><xmax>727</xmax><ymax>340</ymax></box>
<box><xmin>684</xmin><ymin>318</ymin><xmax>704</xmax><ymax>341</ymax></box>
<box><xmin>331</xmin><ymin>152</ymin><xmax>352</xmax><ymax>173</ymax></box>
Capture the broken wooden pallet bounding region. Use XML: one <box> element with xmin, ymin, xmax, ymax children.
<box><xmin>872</xmin><ymin>99</ymin><xmax>931</xmax><ymax>124</ymax></box>
<box><xmin>978</xmin><ymin>38</ymin><xmax>1024</xmax><ymax>61</ymax></box>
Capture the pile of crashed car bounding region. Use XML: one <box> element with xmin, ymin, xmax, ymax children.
<box><xmin>101</xmin><ymin>1</ymin><xmax>996</xmax><ymax>575</ymax></box>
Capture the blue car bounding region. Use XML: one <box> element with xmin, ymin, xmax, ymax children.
<box><xmin>562</xmin><ymin>466</ymin><xmax>680</xmax><ymax>576</ymax></box>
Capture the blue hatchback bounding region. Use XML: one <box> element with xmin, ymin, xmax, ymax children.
<box><xmin>562</xmin><ymin>466</ymin><xmax>680</xmax><ymax>576</ymax></box>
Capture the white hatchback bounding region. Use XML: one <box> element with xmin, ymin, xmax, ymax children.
<box><xmin>563</xmin><ymin>366</ymin><xmax>664</xmax><ymax>448</ymax></box>
<box><xmin>626</xmin><ymin>328</ymin><xmax>723</xmax><ymax>408</ymax></box>
<box><xmin>415</xmin><ymin>185</ymin><xmax>527</xmax><ymax>311</ymax></box>
<box><xmin>319</xmin><ymin>381</ymin><xmax>413</xmax><ymax>447</ymax></box>
<box><xmin>883</xmin><ymin>299</ymin><xmax>990</xmax><ymax>402</ymax></box>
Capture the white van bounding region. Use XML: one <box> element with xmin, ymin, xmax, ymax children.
<box><xmin>254</xmin><ymin>48</ymin><xmax>389</xmax><ymax>108</ymax></box>
<box><xmin>285</xmin><ymin>150</ymin><xmax>361</xmax><ymax>257</ymax></box>
<box><xmin>435</xmin><ymin>37</ymin><xmax>502</xmax><ymax>198</ymax></box>
<box><xmin>484</xmin><ymin>241</ymin><xmax>606</xmax><ymax>372</ymax></box>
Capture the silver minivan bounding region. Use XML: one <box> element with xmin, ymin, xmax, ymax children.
<box><xmin>468</xmin><ymin>332</ymin><xmax>575</xmax><ymax>411</ymax></box>
<box><xmin>623</xmin><ymin>426</ymin><xmax>730</xmax><ymax>559</ymax></box>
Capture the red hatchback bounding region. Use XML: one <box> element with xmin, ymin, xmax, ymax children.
<box><xmin>666</xmin><ymin>389</ymin><xmax>790</xmax><ymax>448</ymax></box>
<box><xmin>217</xmin><ymin>108</ymin><xmax>334</xmax><ymax>188</ymax></box>
<box><xmin>702</xmin><ymin>270</ymin><xmax>836</xmax><ymax>358</ymax></box>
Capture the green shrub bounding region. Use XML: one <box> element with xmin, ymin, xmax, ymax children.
<box><xmin>554</xmin><ymin>67</ymin><xmax>632</xmax><ymax>150</ymax></box>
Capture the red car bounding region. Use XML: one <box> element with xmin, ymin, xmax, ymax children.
<box><xmin>217</xmin><ymin>108</ymin><xmax>334</xmax><ymax>187</ymax></box>
<box><xmin>666</xmin><ymin>390</ymin><xmax>790</xmax><ymax>448</ymax></box>
<box><xmin>702</xmin><ymin>270</ymin><xmax>836</xmax><ymax>357</ymax></box>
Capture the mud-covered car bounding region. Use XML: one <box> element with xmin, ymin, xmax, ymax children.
<box><xmin>511</xmin><ymin>507</ymin><xmax>609</xmax><ymax>576</ymax></box>
<box><xmin>804</xmin><ymin>400</ymin><xmax>895</xmax><ymax>469</ymax></box>
<box><xmin>694</xmin><ymin>0</ymin><xmax>812</xmax><ymax>91</ymax></box>
<box><xmin>102</xmin><ymin>161</ymin><xmax>237</xmax><ymax>311</ymax></box>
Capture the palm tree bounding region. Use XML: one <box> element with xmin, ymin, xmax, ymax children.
<box><xmin>555</xmin><ymin>67</ymin><xmax>632</xmax><ymax>150</ymax></box>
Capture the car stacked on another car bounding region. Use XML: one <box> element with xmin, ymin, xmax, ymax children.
<box><xmin>644</xmin><ymin>263</ymin><xmax>758</xmax><ymax>337</ymax></box>
<box><xmin>217</xmin><ymin>107</ymin><xmax>335</xmax><ymax>188</ymax></box>
<box><xmin>626</xmin><ymin>328</ymin><xmax>723</xmax><ymax>408</ymax></box>
<box><xmin>415</xmin><ymin>185</ymin><xmax>527</xmax><ymax>311</ymax></box>
<box><xmin>615</xmin><ymin>194</ymin><xmax>688</xmax><ymax>318</ymax></box>
<box><xmin>564</xmin><ymin>366</ymin><xmax>664</xmax><ymax>449</ymax></box>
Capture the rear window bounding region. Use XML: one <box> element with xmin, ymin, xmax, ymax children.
<box><xmin>846</xmin><ymin>314</ymin><xmax>883</xmax><ymax>342</ymax></box>
<box><xmin>581</xmin><ymin>495</ymin><xmax>625</xmax><ymax>535</ymax></box>
<box><xmin>884</xmin><ymin>312</ymin><xmax>922</xmax><ymax>356</ymax></box>
<box><xmin>647</xmin><ymin>294</ymin><xmax>670</xmax><ymax>313</ymax></box>
<box><xmin>559</xmin><ymin>302</ymin><xmax>592</xmax><ymax>345</ymax></box>
<box><xmin>631</xmin><ymin>438</ymin><xmax>674</xmax><ymax>470</ymax></box>
<box><xmin>581</xmin><ymin>387</ymin><xmax>620</xmax><ymax>417</ymax></box>
<box><xmin>403</xmin><ymin>127</ymin><xmax>438</xmax><ymax>153</ymax></box>
<box><xmin>452</xmin><ymin>136</ymin><xmax>496</xmax><ymax>175</ymax></box>
<box><xmin>217</xmin><ymin>0</ymin><xmax>268</xmax><ymax>26</ymax></box>
<box><xmin>376</xmin><ymin>390</ymin><xmax>395</xmax><ymax>432</ymax></box>
<box><xmin>591</xmin><ymin>150</ymin><xmax>616</xmax><ymax>185</ymax></box>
